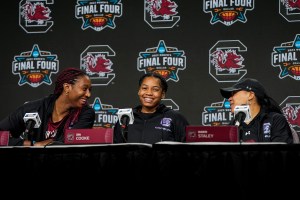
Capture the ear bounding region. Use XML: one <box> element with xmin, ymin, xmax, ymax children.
<box><xmin>162</xmin><ymin>92</ymin><xmax>166</xmax><ymax>99</ymax></box>
<box><xmin>63</xmin><ymin>83</ymin><xmax>71</xmax><ymax>93</ymax></box>
<box><xmin>248</xmin><ymin>91</ymin><xmax>255</xmax><ymax>101</ymax></box>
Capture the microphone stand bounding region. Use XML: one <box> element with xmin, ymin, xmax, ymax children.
<box><xmin>238</xmin><ymin>125</ymin><xmax>243</xmax><ymax>144</ymax></box>
<box><xmin>121</xmin><ymin>124</ymin><xmax>128</xmax><ymax>142</ymax></box>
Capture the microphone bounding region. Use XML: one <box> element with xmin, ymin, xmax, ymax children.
<box><xmin>117</xmin><ymin>108</ymin><xmax>134</xmax><ymax>142</ymax></box>
<box><xmin>117</xmin><ymin>108</ymin><xmax>134</xmax><ymax>126</ymax></box>
<box><xmin>23</xmin><ymin>112</ymin><xmax>41</xmax><ymax>135</ymax></box>
<box><xmin>234</xmin><ymin>112</ymin><xmax>246</xmax><ymax>126</ymax></box>
<box><xmin>233</xmin><ymin>105</ymin><xmax>251</xmax><ymax>126</ymax></box>
<box><xmin>120</xmin><ymin>115</ymin><xmax>130</xmax><ymax>129</ymax></box>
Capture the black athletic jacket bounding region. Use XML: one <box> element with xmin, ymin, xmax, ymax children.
<box><xmin>0</xmin><ymin>94</ymin><xmax>95</xmax><ymax>145</ymax></box>
<box><xmin>113</xmin><ymin>104</ymin><xmax>189</xmax><ymax>144</ymax></box>
<box><xmin>232</xmin><ymin>109</ymin><xmax>293</xmax><ymax>144</ymax></box>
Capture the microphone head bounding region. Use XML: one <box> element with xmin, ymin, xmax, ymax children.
<box><xmin>23</xmin><ymin>112</ymin><xmax>41</xmax><ymax>128</ymax></box>
<box><xmin>234</xmin><ymin>105</ymin><xmax>251</xmax><ymax>122</ymax></box>
<box><xmin>120</xmin><ymin>115</ymin><xmax>130</xmax><ymax>126</ymax></box>
<box><xmin>117</xmin><ymin>108</ymin><xmax>134</xmax><ymax>125</ymax></box>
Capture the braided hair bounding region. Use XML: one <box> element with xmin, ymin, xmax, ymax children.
<box><xmin>54</xmin><ymin>67</ymin><xmax>87</xmax><ymax>97</ymax></box>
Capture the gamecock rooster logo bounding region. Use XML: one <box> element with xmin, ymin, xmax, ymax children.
<box><xmin>21</xmin><ymin>2</ymin><xmax>51</xmax><ymax>24</ymax></box>
<box><xmin>211</xmin><ymin>49</ymin><xmax>244</xmax><ymax>73</ymax></box>
<box><xmin>82</xmin><ymin>54</ymin><xmax>113</xmax><ymax>77</ymax></box>
<box><xmin>146</xmin><ymin>0</ymin><xmax>178</xmax><ymax>19</ymax></box>
<box><xmin>282</xmin><ymin>0</ymin><xmax>300</xmax><ymax>10</ymax></box>
<box><xmin>283</xmin><ymin>105</ymin><xmax>300</xmax><ymax>127</ymax></box>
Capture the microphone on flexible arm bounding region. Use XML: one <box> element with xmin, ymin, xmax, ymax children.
<box><xmin>22</xmin><ymin>112</ymin><xmax>41</xmax><ymax>143</ymax></box>
<box><xmin>117</xmin><ymin>108</ymin><xmax>134</xmax><ymax>142</ymax></box>
<box><xmin>233</xmin><ymin>105</ymin><xmax>251</xmax><ymax>142</ymax></box>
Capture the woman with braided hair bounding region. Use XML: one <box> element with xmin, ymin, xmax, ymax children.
<box><xmin>0</xmin><ymin>67</ymin><xmax>95</xmax><ymax>146</ymax></box>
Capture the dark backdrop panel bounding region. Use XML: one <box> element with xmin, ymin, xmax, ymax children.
<box><xmin>0</xmin><ymin>0</ymin><xmax>299</xmax><ymax>126</ymax></box>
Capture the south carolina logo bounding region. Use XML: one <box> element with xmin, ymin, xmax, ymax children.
<box><xmin>280</xmin><ymin>0</ymin><xmax>300</xmax><ymax>22</ymax></box>
<box><xmin>144</xmin><ymin>0</ymin><xmax>180</xmax><ymax>29</ymax></box>
<box><xmin>19</xmin><ymin>0</ymin><xmax>54</xmax><ymax>33</ymax></box>
<box><xmin>209</xmin><ymin>40</ymin><xmax>247</xmax><ymax>82</ymax></box>
<box><xmin>80</xmin><ymin>45</ymin><xmax>116</xmax><ymax>86</ymax></box>
<box><xmin>281</xmin><ymin>96</ymin><xmax>300</xmax><ymax>132</ymax></box>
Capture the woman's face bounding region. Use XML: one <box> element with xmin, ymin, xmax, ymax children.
<box><xmin>67</xmin><ymin>75</ymin><xmax>92</xmax><ymax>108</ymax></box>
<box><xmin>228</xmin><ymin>90</ymin><xmax>251</xmax><ymax>113</ymax></box>
<box><xmin>138</xmin><ymin>76</ymin><xmax>165</xmax><ymax>113</ymax></box>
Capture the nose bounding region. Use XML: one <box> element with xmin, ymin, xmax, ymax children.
<box><xmin>85</xmin><ymin>89</ymin><xmax>91</xmax><ymax>98</ymax></box>
<box><xmin>145</xmin><ymin>89</ymin><xmax>153</xmax><ymax>95</ymax></box>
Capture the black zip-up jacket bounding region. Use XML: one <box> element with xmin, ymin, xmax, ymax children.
<box><xmin>113</xmin><ymin>104</ymin><xmax>189</xmax><ymax>144</ymax></box>
<box><xmin>232</xmin><ymin>109</ymin><xmax>293</xmax><ymax>144</ymax></box>
<box><xmin>0</xmin><ymin>94</ymin><xmax>95</xmax><ymax>145</ymax></box>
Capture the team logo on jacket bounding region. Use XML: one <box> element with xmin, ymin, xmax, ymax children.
<box><xmin>280</xmin><ymin>0</ymin><xmax>300</xmax><ymax>22</ymax></box>
<box><xmin>91</xmin><ymin>97</ymin><xmax>118</xmax><ymax>128</ymax></box>
<box><xmin>203</xmin><ymin>0</ymin><xmax>254</xmax><ymax>26</ymax></box>
<box><xmin>80</xmin><ymin>45</ymin><xmax>115</xmax><ymax>86</ymax></box>
<box><xmin>202</xmin><ymin>99</ymin><xmax>233</xmax><ymax>126</ymax></box>
<box><xmin>263</xmin><ymin>122</ymin><xmax>271</xmax><ymax>138</ymax></box>
<box><xmin>209</xmin><ymin>40</ymin><xmax>247</xmax><ymax>82</ymax></box>
<box><xmin>281</xmin><ymin>96</ymin><xmax>300</xmax><ymax>132</ymax></box>
<box><xmin>75</xmin><ymin>0</ymin><xmax>122</xmax><ymax>31</ymax></box>
<box><xmin>271</xmin><ymin>34</ymin><xmax>300</xmax><ymax>80</ymax></box>
<box><xmin>12</xmin><ymin>44</ymin><xmax>59</xmax><ymax>87</ymax></box>
<box><xmin>144</xmin><ymin>0</ymin><xmax>180</xmax><ymax>29</ymax></box>
<box><xmin>161</xmin><ymin>118</ymin><xmax>172</xmax><ymax>127</ymax></box>
<box><xmin>137</xmin><ymin>40</ymin><xmax>186</xmax><ymax>82</ymax></box>
<box><xmin>19</xmin><ymin>0</ymin><xmax>54</xmax><ymax>33</ymax></box>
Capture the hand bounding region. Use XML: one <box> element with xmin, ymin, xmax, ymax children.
<box><xmin>23</xmin><ymin>140</ymin><xmax>31</xmax><ymax>146</ymax></box>
<box><xmin>33</xmin><ymin>139</ymin><xmax>54</xmax><ymax>146</ymax></box>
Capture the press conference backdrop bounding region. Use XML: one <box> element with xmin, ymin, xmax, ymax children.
<box><xmin>1</xmin><ymin>0</ymin><xmax>300</xmax><ymax>132</ymax></box>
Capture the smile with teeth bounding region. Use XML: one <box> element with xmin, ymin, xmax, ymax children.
<box><xmin>144</xmin><ymin>97</ymin><xmax>153</xmax><ymax>103</ymax></box>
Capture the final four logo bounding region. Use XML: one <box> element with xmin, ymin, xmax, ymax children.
<box><xmin>12</xmin><ymin>44</ymin><xmax>59</xmax><ymax>87</ymax></box>
<box><xmin>91</xmin><ymin>97</ymin><xmax>118</xmax><ymax>128</ymax></box>
<box><xmin>271</xmin><ymin>34</ymin><xmax>300</xmax><ymax>80</ymax></box>
<box><xmin>75</xmin><ymin>0</ymin><xmax>122</xmax><ymax>31</ymax></box>
<box><xmin>144</xmin><ymin>0</ymin><xmax>180</xmax><ymax>29</ymax></box>
<box><xmin>19</xmin><ymin>0</ymin><xmax>54</xmax><ymax>33</ymax></box>
<box><xmin>137</xmin><ymin>40</ymin><xmax>186</xmax><ymax>82</ymax></box>
<box><xmin>202</xmin><ymin>99</ymin><xmax>233</xmax><ymax>126</ymax></box>
<box><xmin>203</xmin><ymin>0</ymin><xmax>254</xmax><ymax>26</ymax></box>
